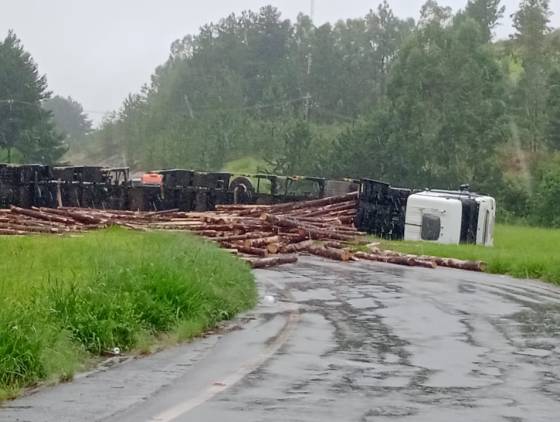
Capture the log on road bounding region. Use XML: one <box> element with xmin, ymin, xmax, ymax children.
<box><xmin>244</xmin><ymin>255</ymin><xmax>298</xmax><ymax>269</ymax></box>
<box><xmin>419</xmin><ymin>256</ymin><xmax>487</xmax><ymax>272</ymax></box>
<box><xmin>355</xmin><ymin>252</ymin><xmax>437</xmax><ymax>269</ymax></box>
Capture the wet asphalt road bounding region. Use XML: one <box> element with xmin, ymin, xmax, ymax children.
<box><xmin>2</xmin><ymin>256</ymin><xmax>560</xmax><ymax>421</ymax></box>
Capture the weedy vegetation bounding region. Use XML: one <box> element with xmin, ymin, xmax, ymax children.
<box><xmin>0</xmin><ymin>228</ymin><xmax>256</xmax><ymax>400</ymax></box>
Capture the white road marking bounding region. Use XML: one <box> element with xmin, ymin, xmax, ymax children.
<box><xmin>149</xmin><ymin>311</ymin><xmax>300</xmax><ymax>422</ymax></box>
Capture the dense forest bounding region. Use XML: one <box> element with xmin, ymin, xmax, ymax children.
<box><xmin>1</xmin><ymin>0</ymin><xmax>560</xmax><ymax>225</ymax></box>
<box><xmin>83</xmin><ymin>0</ymin><xmax>560</xmax><ymax>225</ymax></box>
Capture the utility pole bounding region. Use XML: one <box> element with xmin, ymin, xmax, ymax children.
<box><xmin>304</xmin><ymin>0</ymin><xmax>315</xmax><ymax>121</ymax></box>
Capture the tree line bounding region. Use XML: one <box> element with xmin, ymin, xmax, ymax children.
<box><xmin>0</xmin><ymin>31</ymin><xmax>91</xmax><ymax>163</ymax></box>
<box><xmin>1</xmin><ymin>1</ymin><xmax>559</xmax><ymax>226</ymax></box>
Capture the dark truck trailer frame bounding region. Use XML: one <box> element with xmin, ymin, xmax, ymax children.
<box><xmin>129</xmin><ymin>170</ymin><xmax>232</xmax><ymax>212</ymax></box>
<box><xmin>0</xmin><ymin>165</ymin><xmax>130</xmax><ymax>210</ymax></box>
<box><xmin>226</xmin><ymin>174</ymin><xmax>357</xmax><ymax>205</ymax></box>
<box><xmin>0</xmin><ymin>164</ymin><xmax>55</xmax><ymax>209</ymax></box>
<box><xmin>0</xmin><ymin>164</ymin><xmax>356</xmax><ymax>215</ymax></box>
<box><xmin>355</xmin><ymin>179</ymin><xmax>412</xmax><ymax>240</ymax></box>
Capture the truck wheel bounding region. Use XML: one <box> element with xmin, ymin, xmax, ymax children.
<box><xmin>229</xmin><ymin>177</ymin><xmax>255</xmax><ymax>204</ymax></box>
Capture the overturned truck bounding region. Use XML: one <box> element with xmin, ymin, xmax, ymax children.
<box><xmin>355</xmin><ymin>179</ymin><xmax>495</xmax><ymax>246</ymax></box>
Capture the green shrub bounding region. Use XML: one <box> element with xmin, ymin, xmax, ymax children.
<box><xmin>531</xmin><ymin>162</ymin><xmax>560</xmax><ymax>227</ymax></box>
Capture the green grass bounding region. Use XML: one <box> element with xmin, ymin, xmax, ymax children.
<box><xmin>0</xmin><ymin>228</ymin><xmax>256</xmax><ymax>400</ymax></box>
<box><xmin>224</xmin><ymin>157</ymin><xmax>274</xmax><ymax>194</ymax></box>
<box><xmin>378</xmin><ymin>224</ymin><xmax>560</xmax><ymax>284</ymax></box>
<box><xmin>223</xmin><ymin>157</ymin><xmax>268</xmax><ymax>174</ymax></box>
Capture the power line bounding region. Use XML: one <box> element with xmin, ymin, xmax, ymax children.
<box><xmin>0</xmin><ymin>99</ymin><xmax>110</xmax><ymax>116</ymax></box>
<box><xmin>0</xmin><ymin>99</ymin><xmax>41</xmax><ymax>108</ymax></box>
<box><xmin>76</xmin><ymin>97</ymin><xmax>312</xmax><ymax>124</ymax></box>
<box><xmin>186</xmin><ymin>96</ymin><xmax>310</xmax><ymax>117</ymax></box>
<box><xmin>83</xmin><ymin>110</ymin><xmax>112</xmax><ymax>115</ymax></box>
<box><xmin>313</xmin><ymin>106</ymin><xmax>357</xmax><ymax>123</ymax></box>
<box><xmin>304</xmin><ymin>0</ymin><xmax>315</xmax><ymax>121</ymax></box>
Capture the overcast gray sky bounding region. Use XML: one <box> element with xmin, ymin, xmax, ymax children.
<box><xmin>1</xmin><ymin>0</ymin><xmax>558</xmax><ymax>124</ymax></box>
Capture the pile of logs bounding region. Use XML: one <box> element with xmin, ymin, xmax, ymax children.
<box><xmin>0</xmin><ymin>192</ymin><xmax>486</xmax><ymax>272</ymax></box>
<box><xmin>0</xmin><ymin>193</ymin><xmax>362</xmax><ymax>268</ymax></box>
<box><xmin>0</xmin><ymin>206</ymin><xmax>164</xmax><ymax>235</ymax></box>
<box><xmin>148</xmin><ymin>192</ymin><xmax>362</xmax><ymax>268</ymax></box>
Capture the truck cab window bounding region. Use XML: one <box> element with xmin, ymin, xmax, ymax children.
<box><xmin>421</xmin><ymin>213</ymin><xmax>441</xmax><ymax>241</ymax></box>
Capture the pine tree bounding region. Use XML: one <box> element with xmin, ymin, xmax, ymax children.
<box><xmin>464</xmin><ymin>0</ymin><xmax>505</xmax><ymax>41</ymax></box>
<box><xmin>0</xmin><ymin>31</ymin><xmax>66</xmax><ymax>163</ymax></box>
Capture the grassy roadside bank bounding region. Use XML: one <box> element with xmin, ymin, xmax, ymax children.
<box><xmin>0</xmin><ymin>228</ymin><xmax>256</xmax><ymax>400</ymax></box>
<box><xmin>378</xmin><ymin>224</ymin><xmax>560</xmax><ymax>285</ymax></box>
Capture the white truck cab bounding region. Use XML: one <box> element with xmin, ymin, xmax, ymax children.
<box><xmin>404</xmin><ymin>189</ymin><xmax>495</xmax><ymax>246</ymax></box>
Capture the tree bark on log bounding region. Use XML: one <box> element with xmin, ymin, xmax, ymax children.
<box><xmin>305</xmin><ymin>244</ymin><xmax>352</xmax><ymax>262</ymax></box>
<box><xmin>10</xmin><ymin>206</ymin><xmax>76</xmax><ymax>225</ymax></box>
<box><xmin>268</xmin><ymin>192</ymin><xmax>358</xmax><ymax>214</ymax></box>
<box><xmin>291</xmin><ymin>201</ymin><xmax>357</xmax><ymax>218</ymax></box>
<box><xmin>262</xmin><ymin>215</ymin><xmax>356</xmax><ymax>241</ymax></box>
<box><xmin>262</xmin><ymin>214</ymin><xmax>300</xmax><ymax>229</ymax></box>
<box><xmin>228</xmin><ymin>244</ymin><xmax>268</xmax><ymax>257</ymax></box>
<box><xmin>355</xmin><ymin>252</ymin><xmax>437</xmax><ymax>269</ymax></box>
<box><xmin>301</xmin><ymin>227</ymin><xmax>356</xmax><ymax>242</ymax></box>
<box><xmin>418</xmin><ymin>256</ymin><xmax>487</xmax><ymax>272</ymax></box>
<box><xmin>37</xmin><ymin>207</ymin><xmax>104</xmax><ymax>225</ymax></box>
<box><xmin>244</xmin><ymin>236</ymin><xmax>280</xmax><ymax>248</ymax></box>
<box><xmin>216</xmin><ymin>204</ymin><xmax>270</xmax><ymax>211</ymax></box>
<box><xmin>279</xmin><ymin>240</ymin><xmax>315</xmax><ymax>254</ymax></box>
<box><xmin>0</xmin><ymin>223</ymin><xmax>62</xmax><ymax>234</ymax></box>
<box><xmin>337</xmin><ymin>215</ymin><xmax>356</xmax><ymax>225</ymax></box>
<box><xmin>216</xmin><ymin>232</ymin><xmax>270</xmax><ymax>243</ymax></box>
<box><xmin>244</xmin><ymin>255</ymin><xmax>298</xmax><ymax>269</ymax></box>
<box><xmin>0</xmin><ymin>228</ymin><xmax>28</xmax><ymax>235</ymax></box>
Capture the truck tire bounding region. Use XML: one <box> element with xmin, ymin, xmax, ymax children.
<box><xmin>229</xmin><ymin>177</ymin><xmax>255</xmax><ymax>204</ymax></box>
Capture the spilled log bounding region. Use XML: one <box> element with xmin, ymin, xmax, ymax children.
<box><xmin>244</xmin><ymin>255</ymin><xmax>298</xmax><ymax>269</ymax></box>
<box><xmin>355</xmin><ymin>252</ymin><xmax>437</xmax><ymax>269</ymax></box>
<box><xmin>306</xmin><ymin>244</ymin><xmax>352</xmax><ymax>262</ymax></box>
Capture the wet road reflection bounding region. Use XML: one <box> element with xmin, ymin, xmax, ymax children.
<box><xmin>193</xmin><ymin>258</ymin><xmax>560</xmax><ymax>421</ymax></box>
